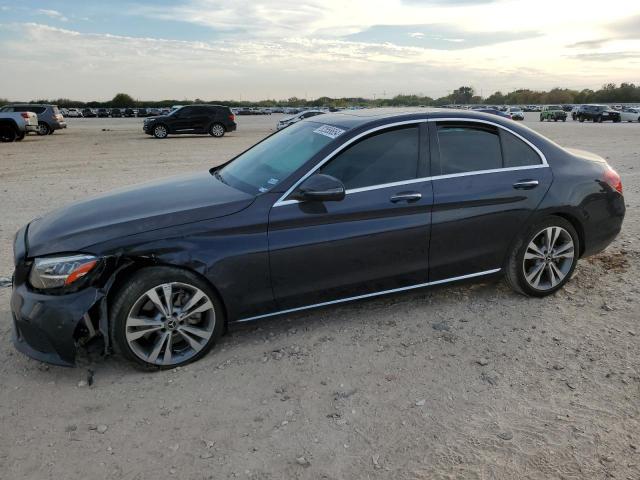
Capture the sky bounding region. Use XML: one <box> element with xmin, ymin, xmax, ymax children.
<box><xmin>0</xmin><ymin>0</ymin><xmax>639</xmax><ymax>101</ymax></box>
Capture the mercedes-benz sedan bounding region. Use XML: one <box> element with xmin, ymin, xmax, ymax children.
<box><xmin>11</xmin><ymin>109</ymin><xmax>625</xmax><ymax>369</ymax></box>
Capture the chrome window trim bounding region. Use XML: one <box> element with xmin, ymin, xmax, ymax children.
<box><xmin>236</xmin><ymin>268</ymin><xmax>501</xmax><ymax>322</ymax></box>
<box><xmin>272</xmin><ymin>117</ymin><xmax>548</xmax><ymax>207</ymax></box>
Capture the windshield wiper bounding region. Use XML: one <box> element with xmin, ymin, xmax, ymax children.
<box><xmin>213</xmin><ymin>169</ymin><xmax>227</xmax><ymax>185</ymax></box>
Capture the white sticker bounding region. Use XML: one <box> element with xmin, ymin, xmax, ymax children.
<box><xmin>267</xmin><ymin>178</ymin><xmax>279</xmax><ymax>185</ymax></box>
<box><xmin>313</xmin><ymin>124</ymin><xmax>346</xmax><ymax>139</ymax></box>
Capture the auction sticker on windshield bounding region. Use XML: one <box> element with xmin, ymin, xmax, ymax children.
<box><xmin>313</xmin><ymin>124</ymin><xmax>346</xmax><ymax>139</ymax></box>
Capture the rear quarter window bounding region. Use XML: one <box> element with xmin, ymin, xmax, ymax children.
<box><xmin>500</xmin><ymin>130</ymin><xmax>542</xmax><ymax>167</ymax></box>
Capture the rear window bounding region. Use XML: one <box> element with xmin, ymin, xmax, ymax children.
<box><xmin>437</xmin><ymin>123</ymin><xmax>502</xmax><ymax>174</ymax></box>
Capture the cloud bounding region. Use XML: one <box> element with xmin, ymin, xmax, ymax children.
<box><xmin>568</xmin><ymin>51</ymin><xmax>640</xmax><ymax>62</ymax></box>
<box><xmin>343</xmin><ymin>24</ymin><xmax>539</xmax><ymax>50</ymax></box>
<box><xmin>36</xmin><ymin>9</ymin><xmax>69</xmax><ymax>22</ymax></box>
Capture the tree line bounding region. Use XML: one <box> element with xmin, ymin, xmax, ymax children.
<box><xmin>2</xmin><ymin>83</ymin><xmax>639</xmax><ymax>109</ymax></box>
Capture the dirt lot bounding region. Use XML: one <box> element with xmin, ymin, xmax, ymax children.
<box><xmin>0</xmin><ymin>113</ymin><xmax>638</xmax><ymax>479</ymax></box>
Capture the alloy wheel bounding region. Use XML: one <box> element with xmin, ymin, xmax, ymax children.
<box><xmin>522</xmin><ymin>226</ymin><xmax>575</xmax><ymax>291</ymax></box>
<box><xmin>210</xmin><ymin>124</ymin><xmax>225</xmax><ymax>137</ymax></box>
<box><xmin>125</xmin><ymin>282</ymin><xmax>216</xmax><ymax>366</ymax></box>
<box><xmin>154</xmin><ymin>125</ymin><xmax>168</xmax><ymax>138</ymax></box>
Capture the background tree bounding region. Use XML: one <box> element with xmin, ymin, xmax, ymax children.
<box><xmin>110</xmin><ymin>93</ymin><xmax>136</xmax><ymax>108</ymax></box>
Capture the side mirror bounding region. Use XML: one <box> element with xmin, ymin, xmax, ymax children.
<box><xmin>292</xmin><ymin>174</ymin><xmax>345</xmax><ymax>202</ymax></box>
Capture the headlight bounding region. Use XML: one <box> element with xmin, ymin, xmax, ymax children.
<box><xmin>29</xmin><ymin>254</ymin><xmax>99</xmax><ymax>290</ymax></box>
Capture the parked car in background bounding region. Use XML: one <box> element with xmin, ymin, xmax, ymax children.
<box><xmin>620</xmin><ymin>107</ymin><xmax>640</xmax><ymax>122</ymax></box>
<box><xmin>576</xmin><ymin>105</ymin><xmax>621</xmax><ymax>123</ymax></box>
<box><xmin>506</xmin><ymin>107</ymin><xmax>525</xmax><ymax>120</ymax></box>
<box><xmin>97</xmin><ymin>108</ymin><xmax>110</xmax><ymax>118</ymax></box>
<box><xmin>277</xmin><ymin>110</ymin><xmax>325</xmax><ymax>130</ymax></box>
<box><xmin>540</xmin><ymin>106</ymin><xmax>567</xmax><ymax>122</ymax></box>
<box><xmin>137</xmin><ymin>108</ymin><xmax>149</xmax><ymax>117</ymax></box>
<box><xmin>0</xmin><ymin>104</ymin><xmax>66</xmax><ymax>135</ymax></box>
<box><xmin>111</xmin><ymin>108</ymin><xmax>122</xmax><ymax>118</ymax></box>
<box><xmin>82</xmin><ymin>108</ymin><xmax>97</xmax><ymax>118</ymax></box>
<box><xmin>570</xmin><ymin>105</ymin><xmax>583</xmax><ymax>121</ymax></box>
<box><xmin>10</xmin><ymin>108</ymin><xmax>625</xmax><ymax>368</ymax></box>
<box><xmin>66</xmin><ymin>108</ymin><xmax>83</xmax><ymax>118</ymax></box>
<box><xmin>143</xmin><ymin>104</ymin><xmax>236</xmax><ymax>139</ymax></box>
<box><xmin>0</xmin><ymin>110</ymin><xmax>38</xmax><ymax>141</ymax></box>
<box><xmin>148</xmin><ymin>108</ymin><xmax>162</xmax><ymax>116</ymax></box>
<box><xmin>124</xmin><ymin>108</ymin><xmax>136</xmax><ymax>117</ymax></box>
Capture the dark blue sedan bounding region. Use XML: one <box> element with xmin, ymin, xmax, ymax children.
<box><xmin>11</xmin><ymin>109</ymin><xmax>625</xmax><ymax>369</ymax></box>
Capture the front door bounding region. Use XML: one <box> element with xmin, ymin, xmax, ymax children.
<box><xmin>268</xmin><ymin>123</ymin><xmax>433</xmax><ymax>309</ymax></box>
<box><xmin>428</xmin><ymin>120</ymin><xmax>553</xmax><ymax>281</ymax></box>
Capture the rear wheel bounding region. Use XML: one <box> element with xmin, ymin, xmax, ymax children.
<box><xmin>110</xmin><ymin>267</ymin><xmax>224</xmax><ymax>369</ymax></box>
<box><xmin>539</xmin><ymin>115</ymin><xmax>544</xmax><ymax>121</ymax></box>
<box><xmin>579</xmin><ymin>116</ymin><xmax>585</xmax><ymax>122</ymax></box>
<box><xmin>16</xmin><ymin>131</ymin><xmax>25</xmax><ymax>141</ymax></box>
<box><xmin>596</xmin><ymin>116</ymin><xmax>603</xmax><ymax>123</ymax></box>
<box><xmin>209</xmin><ymin>123</ymin><xmax>225</xmax><ymax>137</ymax></box>
<box><xmin>37</xmin><ymin>122</ymin><xmax>50</xmax><ymax>135</ymax></box>
<box><xmin>0</xmin><ymin>125</ymin><xmax>17</xmax><ymax>142</ymax></box>
<box><xmin>505</xmin><ymin>216</ymin><xmax>579</xmax><ymax>297</ymax></box>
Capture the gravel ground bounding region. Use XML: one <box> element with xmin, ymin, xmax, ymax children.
<box><xmin>0</xmin><ymin>113</ymin><xmax>638</xmax><ymax>479</ymax></box>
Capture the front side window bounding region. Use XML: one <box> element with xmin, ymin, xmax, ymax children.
<box><xmin>319</xmin><ymin>125</ymin><xmax>419</xmax><ymax>190</ymax></box>
<box><xmin>436</xmin><ymin>123</ymin><xmax>502</xmax><ymax>174</ymax></box>
<box><xmin>217</xmin><ymin>121</ymin><xmax>343</xmax><ymax>194</ymax></box>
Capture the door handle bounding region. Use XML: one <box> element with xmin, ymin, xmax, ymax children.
<box><xmin>513</xmin><ymin>180</ymin><xmax>539</xmax><ymax>190</ymax></box>
<box><xmin>390</xmin><ymin>191</ymin><xmax>422</xmax><ymax>203</ymax></box>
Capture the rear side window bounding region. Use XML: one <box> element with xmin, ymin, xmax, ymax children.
<box><xmin>436</xmin><ymin>123</ymin><xmax>502</xmax><ymax>174</ymax></box>
<box><xmin>320</xmin><ymin>125</ymin><xmax>419</xmax><ymax>190</ymax></box>
<box><xmin>500</xmin><ymin>130</ymin><xmax>541</xmax><ymax>167</ymax></box>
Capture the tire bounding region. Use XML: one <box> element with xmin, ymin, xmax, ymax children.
<box><xmin>0</xmin><ymin>125</ymin><xmax>17</xmax><ymax>142</ymax></box>
<box><xmin>505</xmin><ymin>216</ymin><xmax>579</xmax><ymax>297</ymax></box>
<box><xmin>16</xmin><ymin>131</ymin><xmax>25</xmax><ymax>141</ymax></box>
<box><xmin>209</xmin><ymin>123</ymin><xmax>225</xmax><ymax>137</ymax></box>
<box><xmin>37</xmin><ymin>122</ymin><xmax>50</xmax><ymax>135</ymax></box>
<box><xmin>554</xmin><ymin>118</ymin><xmax>558</xmax><ymax>122</ymax></box>
<box><xmin>597</xmin><ymin>116</ymin><xmax>603</xmax><ymax>123</ymax></box>
<box><xmin>110</xmin><ymin>266</ymin><xmax>224</xmax><ymax>370</ymax></box>
<box><xmin>153</xmin><ymin>124</ymin><xmax>168</xmax><ymax>139</ymax></box>
<box><xmin>579</xmin><ymin>116</ymin><xmax>585</xmax><ymax>123</ymax></box>
<box><xmin>539</xmin><ymin>115</ymin><xmax>544</xmax><ymax>122</ymax></box>
<box><xmin>562</xmin><ymin>118</ymin><xmax>566</xmax><ymax>122</ymax></box>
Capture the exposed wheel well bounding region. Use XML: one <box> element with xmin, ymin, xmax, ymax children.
<box><xmin>105</xmin><ymin>258</ymin><xmax>229</xmax><ymax>325</ymax></box>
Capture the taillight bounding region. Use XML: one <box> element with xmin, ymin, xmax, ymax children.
<box><xmin>20</xmin><ymin>112</ymin><xmax>29</xmax><ymax>119</ymax></box>
<box><xmin>229</xmin><ymin>114</ymin><xmax>235</xmax><ymax>122</ymax></box>
<box><xmin>604</xmin><ymin>166</ymin><xmax>623</xmax><ymax>194</ymax></box>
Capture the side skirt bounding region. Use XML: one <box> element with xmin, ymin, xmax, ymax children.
<box><xmin>235</xmin><ymin>268</ymin><xmax>501</xmax><ymax>323</ymax></box>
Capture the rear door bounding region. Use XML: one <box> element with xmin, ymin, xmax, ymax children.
<box><xmin>428</xmin><ymin>120</ymin><xmax>552</xmax><ymax>281</ymax></box>
<box><xmin>268</xmin><ymin>122</ymin><xmax>433</xmax><ymax>309</ymax></box>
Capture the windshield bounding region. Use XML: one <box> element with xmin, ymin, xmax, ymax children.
<box><xmin>217</xmin><ymin>121</ymin><xmax>345</xmax><ymax>194</ymax></box>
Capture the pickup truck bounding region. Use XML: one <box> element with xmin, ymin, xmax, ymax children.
<box><xmin>0</xmin><ymin>111</ymin><xmax>38</xmax><ymax>142</ymax></box>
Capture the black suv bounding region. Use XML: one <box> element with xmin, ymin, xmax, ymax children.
<box><xmin>143</xmin><ymin>105</ymin><xmax>237</xmax><ymax>138</ymax></box>
<box><xmin>576</xmin><ymin>105</ymin><xmax>621</xmax><ymax>123</ymax></box>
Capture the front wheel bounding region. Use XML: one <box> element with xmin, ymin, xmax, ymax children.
<box><xmin>209</xmin><ymin>123</ymin><xmax>225</xmax><ymax>137</ymax></box>
<box><xmin>153</xmin><ymin>124</ymin><xmax>168</xmax><ymax>139</ymax></box>
<box><xmin>505</xmin><ymin>216</ymin><xmax>579</xmax><ymax>297</ymax></box>
<box><xmin>110</xmin><ymin>267</ymin><xmax>224</xmax><ymax>369</ymax></box>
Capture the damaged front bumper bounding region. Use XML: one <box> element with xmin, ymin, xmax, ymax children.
<box><xmin>11</xmin><ymin>283</ymin><xmax>104</xmax><ymax>367</ymax></box>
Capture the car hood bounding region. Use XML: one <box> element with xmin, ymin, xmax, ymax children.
<box><xmin>26</xmin><ymin>172</ymin><xmax>254</xmax><ymax>257</ymax></box>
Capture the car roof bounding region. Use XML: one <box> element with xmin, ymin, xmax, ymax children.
<box><xmin>314</xmin><ymin>107</ymin><xmax>518</xmax><ymax>129</ymax></box>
